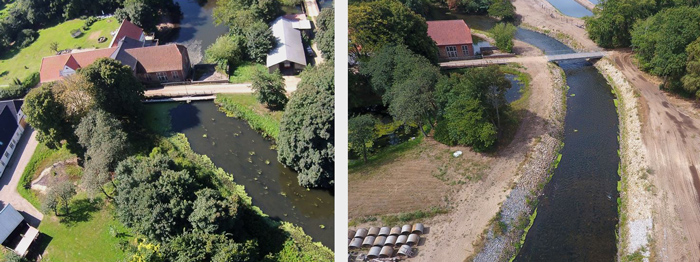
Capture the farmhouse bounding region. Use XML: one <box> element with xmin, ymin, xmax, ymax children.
<box><xmin>40</xmin><ymin>19</ymin><xmax>189</xmax><ymax>84</ymax></box>
<box><xmin>0</xmin><ymin>99</ymin><xmax>26</xmax><ymax>177</ymax></box>
<box><xmin>0</xmin><ymin>204</ymin><xmax>39</xmax><ymax>257</ymax></box>
<box><xmin>426</xmin><ymin>20</ymin><xmax>475</xmax><ymax>61</ymax></box>
<box><xmin>266</xmin><ymin>15</ymin><xmax>311</xmax><ymax>74</ymax></box>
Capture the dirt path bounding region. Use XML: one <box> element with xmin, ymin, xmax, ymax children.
<box><xmin>610</xmin><ymin>51</ymin><xmax>700</xmax><ymax>261</ymax></box>
<box><xmin>0</xmin><ymin>130</ymin><xmax>43</xmax><ymax>227</ymax></box>
<box><xmin>512</xmin><ymin>0</ymin><xmax>598</xmax><ymax>51</ymax></box>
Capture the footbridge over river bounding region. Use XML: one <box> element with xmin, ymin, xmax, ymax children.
<box><xmin>440</xmin><ymin>51</ymin><xmax>609</xmax><ymax>69</ymax></box>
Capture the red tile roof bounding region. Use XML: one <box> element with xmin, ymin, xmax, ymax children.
<box><xmin>426</xmin><ymin>20</ymin><xmax>473</xmax><ymax>46</ymax></box>
<box><xmin>110</xmin><ymin>19</ymin><xmax>144</xmax><ymax>47</ymax></box>
<box><xmin>40</xmin><ymin>48</ymin><xmax>118</xmax><ymax>83</ymax></box>
<box><xmin>125</xmin><ymin>44</ymin><xmax>187</xmax><ymax>73</ymax></box>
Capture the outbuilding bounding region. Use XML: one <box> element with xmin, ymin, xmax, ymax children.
<box><xmin>426</xmin><ymin>20</ymin><xmax>475</xmax><ymax>61</ymax></box>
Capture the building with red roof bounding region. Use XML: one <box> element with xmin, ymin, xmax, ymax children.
<box><xmin>426</xmin><ymin>20</ymin><xmax>474</xmax><ymax>61</ymax></box>
<box><xmin>40</xmin><ymin>20</ymin><xmax>189</xmax><ymax>84</ymax></box>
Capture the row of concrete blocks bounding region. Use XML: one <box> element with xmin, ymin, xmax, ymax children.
<box><xmin>349</xmin><ymin>223</ymin><xmax>424</xmax><ymax>239</ymax></box>
<box><xmin>364</xmin><ymin>244</ymin><xmax>413</xmax><ymax>259</ymax></box>
<box><xmin>348</xmin><ymin>233</ymin><xmax>420</xmax><ymax>249</ymax></box>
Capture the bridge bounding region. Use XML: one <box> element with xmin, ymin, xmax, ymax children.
<box><xmin>546</xmin><ymin>51</ymin><xmax>607</xmax><ymax>62</ymax></box>
<box><xmin>440</xmin><ymin>51</ymin><xmax>608</xmax><ymax>69</ymax></box>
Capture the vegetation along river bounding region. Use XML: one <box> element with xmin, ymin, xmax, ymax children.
<box><xmin>428</xmin><ymin>10</ymin><xmax>621</xmax><ymax>260</ymax></box>
<box><xmin>167</xmin><ymin>101</ymin><xmax>335</xmax><ymax>248</ymax></box>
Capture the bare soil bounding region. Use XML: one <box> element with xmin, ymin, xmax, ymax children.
<box><xmin>512</xmin><ymin>0</ymin><xmax>599</xmax><ymax>51</ymax></box>
<box><xmin>610</xmin><ymin>51</ymin><xmax>700</xmax><ymax>261</ymax></box>
<box><xmin>349</xmin><ymin>37</ymin><xmax>563</xmax><ymax>260</ymax></box>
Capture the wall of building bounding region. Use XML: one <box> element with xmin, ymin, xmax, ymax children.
<box><xmin>0</xmin><ymin>112</ymin><xmax>25</xmax><ymax>178</ymax></box>
<box><xmin>437</xmin><ymin>44</ymin><xmax>475</xmax><ymax>60</ymax></box>
<box><xmin>139</xmin><ymin>70</ymin><xmax>186</xmax><ymax>83</ymax></box>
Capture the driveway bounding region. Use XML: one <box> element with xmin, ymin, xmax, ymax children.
<box><xmin>0</xmin><ymin>129</ymin><xmax>43</xmax><ymax>227</ymax></box>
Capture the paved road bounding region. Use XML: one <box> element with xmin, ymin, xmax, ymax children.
<box><xmin>0</xmin><ymin>129</ymin><xmax>43</xmax><ymax>227</ymax></box>
<box><xmin>145</xmin><ymin>80</ymin><xmax>299</xmax><ymax>98</ymax></box>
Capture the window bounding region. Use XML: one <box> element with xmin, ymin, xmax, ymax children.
<box><xmin>446</xmin><ymin>46</ymin><xmax>458</xmax><ymax>57</ymax></box>
<box><xmin>172</xmin><ymin>71</ymin><xmax>180</xmax><ymax>80</ymax></box>
<box><xmin>9</xmin><ymin>142</ymin><xmax>14</xmax><ymax>149</ymax></box>
<box><xmin>462</xmin><ymin>45</ymin><xmax>470</xmax><ymax>56</ymax></box>
<box><xmin>4</xmin><ymin>152</ymin><xmax>9</xmax><ymax>158</ymax></box>
<box><xmin>157</xmin><ymin>72</ymin><xmax>168</xmax><ymax>82</ymax></box>
<box><xmin>145</xmin><ymin>74</ymin><xmax>152</xmax><ymax>81</ymax></box>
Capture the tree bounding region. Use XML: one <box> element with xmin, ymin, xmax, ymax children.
<box><xmin>315</xmin><ymin>8</ymin><xmax>334</xmax><ymax>60</ymax></box>
<box><xmin>277</xmin><ymin>64</ymin><xmax>334</xmax><ymax>188</ymax></box>
<box><xmin>349</xmin><ymin>0</ymin><xmax>438</xmax><ymax>63</ymax></box>
<box><xmin>49</xmin><ymin>41</ymin><xmax>59</xmax><ymax>53</ymax></box>
<box><xmin>78</xmin><ymin>58</ymin><xmax>146</xmax><ymax>122</ymax></box>
<box><xmin>53</xmin><ymin>74</ymin><xmax>96</xmax><ymax>124</ymax></box>
<box><xmin>441</xmin><ymin>98</ymin><xmax>498</xmax><ymax>151</ymax></box>
<box><xmin>348</xmin><ymin>114</ymin><xmax>376</xmax><ymax>163</ymax></box>
<box><xmin>243</xmin><ymin>21</ymin><xmax>274</xmax><ymax>63</ymax></box>
<box><xmin>490</xmin><ymin>23</ymin><xmax>516</xmax><ymax>53</ymax></box>
<box><xmin>631</xmin><ymin>7</ymin><xmax>700</xmax><ymax>83</ymax></box>
<box><xmin>251</xmin><ymin>68</ymin><xmax>287</xmax><ymax>109</ymax></box>
<box><xmin>115</xmin><ymin>155</ymin><xmax>200</xmax><ymax>242</ymax></box>
<box><xmin>682</xmin><ymin>37</ymin><xmax>700</xmax><ymax>97</ymax></box>
<box><xmin>205</xmin><ymin>35</ymin><xmax>243</xmax><ymax>70</ymax></box>
<box><xmin>213</xmin><ymin>0</ymin><xmax>280</xmax><ymax>34</ymax></box>
<box><xmin>23</xmin><ymin>84</ymin><xmax>80</xmax><ymax>152</ymax></box>
<box><xmin>361</xmin><ymin>45</ymin><xmax>440</xmax><ymax>136</ymax></box>
<box><xmin>584</xmin><ymin>0</ymin><xmax>659</xmax><ymax>48</ymax></box>
<box><xmin>115</xmin><ymin>0</ymin><xmax>158</xmax><ymax>32</ymax></box>
<box><xmin>42</xmin><ymin>180</ymin><xmax>77</xmax><ymax>216</ymax></box>
<box><xmin>75</xmin><ymin>109</ymin><xmax>130</xmax><ymax>199</ymax></box>
<box><xmin>488</xmin><ymin>0</ymin><xmax>515</xmax><ymax>21</ymax></box>
<box><xmin>188</xmin><ymin>188</ymin><xmax>238</xmax><ymax>234</ymax></box>
<box><xmin>162</xmin><ymin>232</ymin><xmax>257</xmax><ymax>262</ymax></box>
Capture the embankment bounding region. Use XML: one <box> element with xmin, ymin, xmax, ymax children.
<box><xmin>594</xmin><ymin>58</ymin><xmax>653</xmax><ymax>260</ymax></box>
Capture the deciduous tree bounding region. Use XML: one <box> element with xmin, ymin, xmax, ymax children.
<box><xmin>251</xmin><ymin>68</ymin><xmax>287</xmax><ymax>109</ymax></box>
<box><xmin>490</xmin><ymin>23</ymin><xmax>516</xmax><ymax>53</ymax></box>
<box><xmin>348</xmin><ymin>114</ymin><xmax>376</xmax><ymax>163</ymax></box>
<box><xmin>243</xmin><ymin>21</ymin><xmax>274</xmax><ymax>63</ymax></box>
<box><xmin>682</xmin><ymin>37</ymin><xmax>700</xmax><ymax>97</ymax></box>
<box><xmin>315</xmin><ymin>8</ymin><xmax>334</xmax><ymax>60</ymax></box>
<box><xmin>188</xmin><ymin>188</ymin><xmax>238</xmax><ymax>234</ymax></box>
<box><xmin>277</xmin><ymin>64</ymin><xmax>334</xmax><ymax>188</ymax></box>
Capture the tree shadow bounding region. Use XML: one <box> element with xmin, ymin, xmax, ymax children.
<box><xmin>229</xmin><ymin>205</ymin><xmax>289</xmax><ymax>259</ymax></box>
<box><xmin>59</xmin><ymin>198</ymin><xmax>101</xmax><ymax>226</ymax></box>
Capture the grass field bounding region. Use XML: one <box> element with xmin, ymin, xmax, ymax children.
<box><xmin>17</xmin><ymin>143</ymin><xmax>76</xmax><ymax>210</ymax></box>
<box><xmin>0</xmin><ymin>17</ymin><xmax>120</xmax><ymax>85</ymax></box>
<box><xmin>229</xmin><ymin>62</ymin><xmax>266</xmax><ymax>84</ymax></box>
<box><xmin>38</xmin><ymin>194</ymin><xmax>130</xmax><ymax>262</ymax></box>
<box><xmin>215</xmin><ymin>93</ymin><xmax>283</xmax><ymax>139</ymax></box>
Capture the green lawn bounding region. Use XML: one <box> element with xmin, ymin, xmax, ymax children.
<box><xmin>38</xmin><ymin>194</ymin><xmax>130</xmax><ymax>262</ymax></box>
<box><xmin>229</xmin><ymin>62</ymin><xmax>266</xmax><ymax>83</ymax></box>
<box><xmin>0</xmin><ymin>17</ymin><xmax>120</xmax><ymax>85</ymax></box>
<box><xmin>215</xmin><ymin>93</ymin><xmax>283</xmax><ymax>139</ymax></box>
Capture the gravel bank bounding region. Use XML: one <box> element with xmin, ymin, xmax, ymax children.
<box><xmin>595</xmin><ymin>58</ymin><xmax>653</xmax><ymax>261</ymax></box>
<box><xmin>473</xmin><ymin>63</ymin><xmax>567</xmax><ymax>262</ymax></box>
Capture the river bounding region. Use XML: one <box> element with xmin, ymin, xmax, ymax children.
<box><xmin>545</xmin><ymin>0</ymin><xmax>592</xmax><ymax>17</ymax></box>
<box><xmin>428</xmin><ymin>10</ymin><xmax>620</xmax><ymax>260</ymax></box>
<box><xmin>167</xmin><ymin>101</ymin><xmax>335</xmax><ymax>248</ymax></box>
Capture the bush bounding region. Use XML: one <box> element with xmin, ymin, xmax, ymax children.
<box><xmin>0</xmin><ymin>72</ymin><xmax>40</xmax><ymax>100</ymax></box>
<box><xmin>16</xmin><ymin>29</ymin><xmax>38</xmax><ymax>48</ymax></box>
<box><xmin>490</xmin><ymin>23</ymin><xmax>517</xmax><ymax>53</ymax></box>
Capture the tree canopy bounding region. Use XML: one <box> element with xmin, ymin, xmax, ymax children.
<box><xmin>251</xmin><ymin>68</ymin><xmax>288</xmax><ymax>109</ymax></box>
<box><xmin>490</xmin><ymin>23</ymin><xmax>516</xmax><ymax>53</ymax></box>
<box><xmin>360</xmin><ymin>45</ymin><xmax>440</xmax><ymax>135</ymax></box>
<box><xmin>277</xmin><ymin>64</ymin><xmax>335</xmax><ymax>188</ymax></box>
<box><xmin>315</xmin><ymin>8</ymin><xmax>335</xmax><ymax>60</ymax></box>
<box><xmin>631</xmin><ymin>7</ymin><xmax>700</xmax><ymax>79</ymax></box>
<box><xmin>348</xmin><ymin>114</ymin><xmax>377</xmax><ymax>163</ymax></box>
<box><xmin>682</xmin><ymin>37</ymin><xmax>700</xmax><ymax>97</ymax></box>
<box><xmin>213</xmin><ymin>0</ymin><xmax>281</xmax><ymax>34</ymax></box>
<box><xmin>349</xmin><ymin>0</ymin><xmax>438</xmax><ymax>63</ymax></box>
<box><xmin>206</xmin><ymin>35</ymin><xmax>244</xmax><ymax>69</ymax></box>
<box><xmin>488</xmin><ymin>0</ymin><xmax>516</xmax><ymax>21</ymax></box>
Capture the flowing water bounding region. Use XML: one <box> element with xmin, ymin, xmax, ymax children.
<box><xmin>427</xmin><ymin>10</ymin><xmax>620</xmax><ymax>260</ymax></box>
<box><xmin>545</xmin><ymin>0</ymin><xmax>592</xmax><ymax>18</ymax></box>
<box><xmin>167</xmin><ymin>101</ymin><xmax>335</xmax><ymax>248</ymax></box>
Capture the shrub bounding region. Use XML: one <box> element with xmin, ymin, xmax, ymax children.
<box><xmin>16</xmin><ymin>29</ymin><xmax>38</xmax><ymax>48</ymax></box>
<box><xmin>0</xmin><ymin>72</ymin><xmax>40</xmax><ymax>100</ymax></box>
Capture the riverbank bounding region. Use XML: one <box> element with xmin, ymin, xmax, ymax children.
<box><xmin>471</xmin><ymin>62</ymin><xmax>566</xmax><ymax>262</ymax></box>
<box><xmin>512</xmin><ymin>0</ymin><xmax>598</xmax><ymax>51</ymax></box>
<box><xmin>594</xmin><ymin>58</ymin><xmax>653</xmax><ymax>260</ymax></box>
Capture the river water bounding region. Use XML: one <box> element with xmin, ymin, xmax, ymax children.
<box><xmin>428</xmin><ymin>10</ymin><xmax>620</xmax><ymax>260</ymax></box>
<box><xmin>168</xmin><ymin>101</ymin><xmax>335</xmax><ymax>248</ymax></box>
<box><xmin>546</xmin><ymin>0</ymin><xmax>592</xmax><ymax>18</ymax></box>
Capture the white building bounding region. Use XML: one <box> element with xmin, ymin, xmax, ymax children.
<box><xmin>0</xmin><ymin>100</ymin><xmax>26</xmax><ymax>177</ymax></box>
<box><xmin>266</xmin><ymin>14</ymin><xmax>311</xmax><ymax>74</ymax></box>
